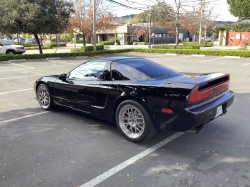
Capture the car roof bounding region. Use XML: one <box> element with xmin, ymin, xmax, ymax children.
<box><xmin>100</xmin><ymin>57</ymin><xmax>136</xmax><ymax>62</ymax></box>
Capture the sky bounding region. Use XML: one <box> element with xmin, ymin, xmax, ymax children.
<box><xmin>109</xmin><ymin>0</ymin><xmax>238</xmax><ymax>22</ymax></box>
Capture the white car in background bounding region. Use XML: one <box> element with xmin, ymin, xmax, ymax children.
<box><xmin>0</xmin><ymin>40</ymin><xmax>26</xmax><ymax>55</ymax></box>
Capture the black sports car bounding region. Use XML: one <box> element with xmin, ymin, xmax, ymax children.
<box><xmin>34</xmin><ymin>57</ymin><xmax>235</xmax><ymax>142</ymax></box>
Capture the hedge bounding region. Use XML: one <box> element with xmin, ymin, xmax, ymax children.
<box><xmin>132</xmin><ymin>48</ymin><xmax>250</xmax><ymax>57</ymax></box>
<box><xmin>0</xmin><ymin>49</ymin><xmax>133</xmax><ymax>61</ymax></box>
<box><xmin>81</xmin><ymin>45</ymin><xmax>104</xmax><ymax>52</ymax></box>
<box><xmin>1</xmin><ymin>48</ymin><xmax>250</xmax><ymax>61</ymax></box>
<box><xmin>133</xmin><ymin>42</ymin><xmax>146</xmax><ymax>45</ymax></box>
<box><xmin>97</xmin><ymin>41</ymin><xmax>114</xmax><ymax>45</ymax></box>
<box><xmin>17</xmin><ymin>44</ymin><xmax>38</xmax><ymax>47</ymax></box>
<box><xmin>183</xmin><ymin>42</ymin><xmax>213</xmax><ymax>47</ymax></box>
<box><xmin>18</xmin><ymin>43</ymin><xmax>67</xmax><ymax>50</ymax></box>
<box><xmin>152</xmin><ymin>45</ymin><xmax>201</xmax><ymax>50</ymax></box>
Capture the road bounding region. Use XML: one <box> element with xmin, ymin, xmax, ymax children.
<box><xmin>0</xmin><ymin>53</ymin><xmax>250</xmax><ymax>187</ymax></box>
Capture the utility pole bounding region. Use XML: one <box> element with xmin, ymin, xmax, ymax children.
<box><xmin>199</xmin><ymin>0</ymin><xmax>203</xmax><ymax>43</ymax></box>
<box><xmin>93</xmin><ymin>0</ymin><xmax>96</xmax><ymax>51</ymax></box>
<box><xmin>148</xmin><ymin>7</ymin><xmax>151</xmax><ymax>48</ymax></box>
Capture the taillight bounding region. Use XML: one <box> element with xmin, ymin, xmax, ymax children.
<box><xmin>188</xmin><ymin>76</ymin><xmax>230</xmax><ymax>103</ymax></box>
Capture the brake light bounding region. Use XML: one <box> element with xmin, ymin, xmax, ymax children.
<box><xmin>188</xmin><ymin>76</ymin><xmax>230</xmax><ymax>103</ymax></box>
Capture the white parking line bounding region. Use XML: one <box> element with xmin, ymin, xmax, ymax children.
<box><xmin>243</xmin><ymin>63</ymin><xmax>250</xmax><ymax>66</ymax></box>
<box><xmin>200</xmin><ymin>57</ymin><xmax>224</xmax><ymax>62</ymax></box>
<box><xmin>0</xmin><ymin>68</ymin><xmax>34</xmax><ymax>72</ymax></box>
<box><xmin>0</xmin><ymin>111</ymin><xmax>50</xmax><ymax>124</ymax></box>
<box><xmin>0</xmin><ymin>74</ymin><xmax>43</xmax><ymax>80</ymax></box>
<box><xmin>0</xmin><ymin>88</ymin><xmax>33</xmax><ymax>95</ymax></box>
<box><xmin>80</xmin><ymin>132</ymin><xmax>184</xmax><ymax>187</ymax></box>
<box><xmin>7</xmin><ymin>62</ymin><xmax>34</xmax><ymax>68</ymax></box>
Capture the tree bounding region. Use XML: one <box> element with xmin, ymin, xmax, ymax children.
<box><xmin>229</xmin><ymin>18</ymin><xmax>250</xmax><ymax>31</ymax></box>
<box><xmin>70</xmin><ymin>0</ymin><xmax>114</xmax><ymax>46</ymax></box>
<box><xmin>22</xmin><ymin>33</ymin><xmax>33</xmax><ymax>38</ymax></box>
<box><xmin>60</xmin><ymin>33</ymin><xmax>74</xmax><ymax>41</ymax></box>
<box><xmin>0</xmin><ymin>0</ymin><xmax>74</xmax><ymax>54</ymax></box>
<box><xmin>125</xmin><ymin>18</ymin><xmax>138</xmax><ymax>24</ymax></box>
<box><xmin>227</xmin><ymin>0</ymin><xmax>250</xmax><ymax>19</ymax></box>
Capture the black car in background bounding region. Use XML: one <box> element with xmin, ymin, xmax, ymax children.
<box><xmin>34</xmin><ymin>57</ymin><xmax>235</xmax><ymax>142</ymax></box>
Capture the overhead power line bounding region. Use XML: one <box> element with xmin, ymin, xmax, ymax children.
<box><xmin>107</xmin><ymin>0</ymin><xmax>146</xmax><ymax>10</ymax></box>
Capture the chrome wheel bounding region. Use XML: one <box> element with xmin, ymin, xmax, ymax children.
<box><xmin>118</xmin><ymin>105</ymin><xmax>145</xmax><ymax>139</ymax></box>
<box><xmin>37</xmin><ymin>85</ymin><xmax>50</xmax><ymax>109</ymax></box>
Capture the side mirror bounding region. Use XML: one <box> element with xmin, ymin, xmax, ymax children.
<box><xmin>59</xmin><ymin>73</ymin><xmax>67</xmax><ymax>81</ymax></box>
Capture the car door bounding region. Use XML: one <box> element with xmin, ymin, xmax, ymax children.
<box><xmin>52</xmin><ymin>60</ymin><xmax>109</xmax><ymax>113</ymax></box>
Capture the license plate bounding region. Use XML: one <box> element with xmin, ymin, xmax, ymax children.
<box><xmin>215</xmin><ymin>106</ymin><xmax>223</xmax><ymax>118</ymax></box>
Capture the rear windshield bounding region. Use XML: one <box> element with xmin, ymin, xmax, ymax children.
<box><xmin>111</xmin><ymin>58</ymin><xmax>178</xmax><ymax>81</ymax></box>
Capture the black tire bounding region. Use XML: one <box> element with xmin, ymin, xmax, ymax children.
<box><xmin>6</xmin><ymin>50</ymin><xmax>15</xmax><ymax>55</ymax></box>
<box><xmin>36</xmin><ymin>84</ymin><xmax>54</xmax><ymax>111</ymax></box>
<box><xmin>116</xmin><ymin>100</ymin><xmax>157</xmax><ymax>142</ymax></box>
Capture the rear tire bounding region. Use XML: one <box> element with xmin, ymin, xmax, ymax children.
<box><xmin>116</xmin><ymin>100</ymin><xmax>157</xmax><ymax>142</ymax></box>
<box><xmin>37</xmin><ymin>84</ymin><xmax>54</xmax><ymax>111</ymax></box>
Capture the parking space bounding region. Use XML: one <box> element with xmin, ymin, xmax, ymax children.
<box><xmin>0</xmin><ymin>53</ymin><xmax>250</xmax><ymax>187</ymax></box>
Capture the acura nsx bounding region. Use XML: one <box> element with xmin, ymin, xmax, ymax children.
<box><xmin>34</xmin><ymin>57</ymin><xmax>234</xmax><ymax>142</ymax></box>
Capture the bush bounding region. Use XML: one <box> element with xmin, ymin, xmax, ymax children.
<box><xmin>97</xmin><ymin>41</ymin><xmax>114</xmax><ymax>45</ymax></box>
<box><xmin>134</xmin><ymin>42</ymin><xmax>146</xmax><ymax>45</ymax></box>
<box><xmin>76</xmin><ymin>40</ymin><xmax>84</xmax><ymax>43</ymax></box>
<box><xmin>109</xmin><ymin>37</ymin><xmax>120</xmax><ymax>45</ymax></box>
<box><xmin>238</xmin><ymin>41</ymin><xmax>250</xmax><ymax>50</ymax></box>
<box><xmin>70</xmin><ymin>48</ymin><xmax>82</xmax><ymax>53</ymax></box>
<box><xmin>81</xmin><ymin>45</ymin><xmax>104</xmax><ymax>52</ymax></box>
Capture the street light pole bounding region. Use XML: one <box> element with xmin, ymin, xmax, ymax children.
<box><xmin>93</xmin><ymin>0</ymin><xmax>96</xmax><ymax>51</ymax></box>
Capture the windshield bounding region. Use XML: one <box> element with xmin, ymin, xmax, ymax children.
<box><xmin>27</xmin><ymin>39</ymin><xmax>33</xmax><ymax>41</ymax></box>
<box><xmin>1</xmin><ymin>40</ymin><xmax>12</xmax><ymax>45</ymax></box>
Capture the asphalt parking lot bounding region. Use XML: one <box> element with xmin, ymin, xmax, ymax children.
<box><xmin>0</xmin><ymin>53</ymin><xmax>250</xmax><ymax>187</ymax></box>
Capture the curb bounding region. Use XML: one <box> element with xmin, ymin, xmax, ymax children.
<box><xmin>192</xmin><ymin>54</ymin><xmax>206</xmax><ymax>57</ymax></box>
<box><xmin>46</xmin><ymin>57</ymin><xmax>61</xmax><ymax>60</ymax></box>
<box><xmin>8</xmin><ymin>59</ymin><xmax>27</xmax><ymax>62</ymax></box>
<box><xmin>224</xmin><ymin>56</ymin><xmax>240</xmax><ymax>59</ymax></box>
<box><xmin>166</xmin><ymin>53</ymin><xmax>177</xmax><ymax>55</ymax></box>
<box><xmin>76</xmin><ymin>56</ymin><xmax>88</xmax><ymax>59</ymax></box>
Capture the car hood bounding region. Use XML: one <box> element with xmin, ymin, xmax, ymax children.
<box><xmin>5</xmin><ymin>45</ymin><xmax>24</xmax><ymax>48</ymax></box>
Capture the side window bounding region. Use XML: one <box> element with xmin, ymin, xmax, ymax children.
<box><xmin>111</xmin><ymin>62</ymin><xmax>136</xmax><ymax>81</ymax></box>
<box><xmin>68</xmin><ymin>61</ymin><xmax>106</xmax><ymax>79</ymax></box>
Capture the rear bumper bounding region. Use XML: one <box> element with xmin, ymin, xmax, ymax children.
<box><xmin>159</xmin><ymin>91</ymin><xmax>235</xmax><ymax>131</ymax></box>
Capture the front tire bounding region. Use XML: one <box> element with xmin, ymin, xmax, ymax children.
<box><xmin>6</xmin><ymin>50</ymin><xmax>15</xmax><ymax>55</ymax></box>
<box><xmin>37</xmin><ymin>84</ymin><xmax>54</xmax><ymax>110</ymax></box>
<box><xmin>116</xmin><ymin>100</ymin><xmax>157</xmax><ymax>142</ymax></box>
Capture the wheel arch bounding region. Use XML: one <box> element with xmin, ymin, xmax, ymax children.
<box><xmin>114</xmin><ymin>95</ymin><xmax>156</xmax><ymax>127</ymax></box>
<box><xmin>6</xmin><ymin>49</ymin><xmax>16</xmax><ymax>54</ymax></box>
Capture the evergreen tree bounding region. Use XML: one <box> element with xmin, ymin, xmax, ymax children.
<box><xmin>227</xmin><ymin>0</ymin><xmax>250</xmax><ymax>19</ymax></box>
